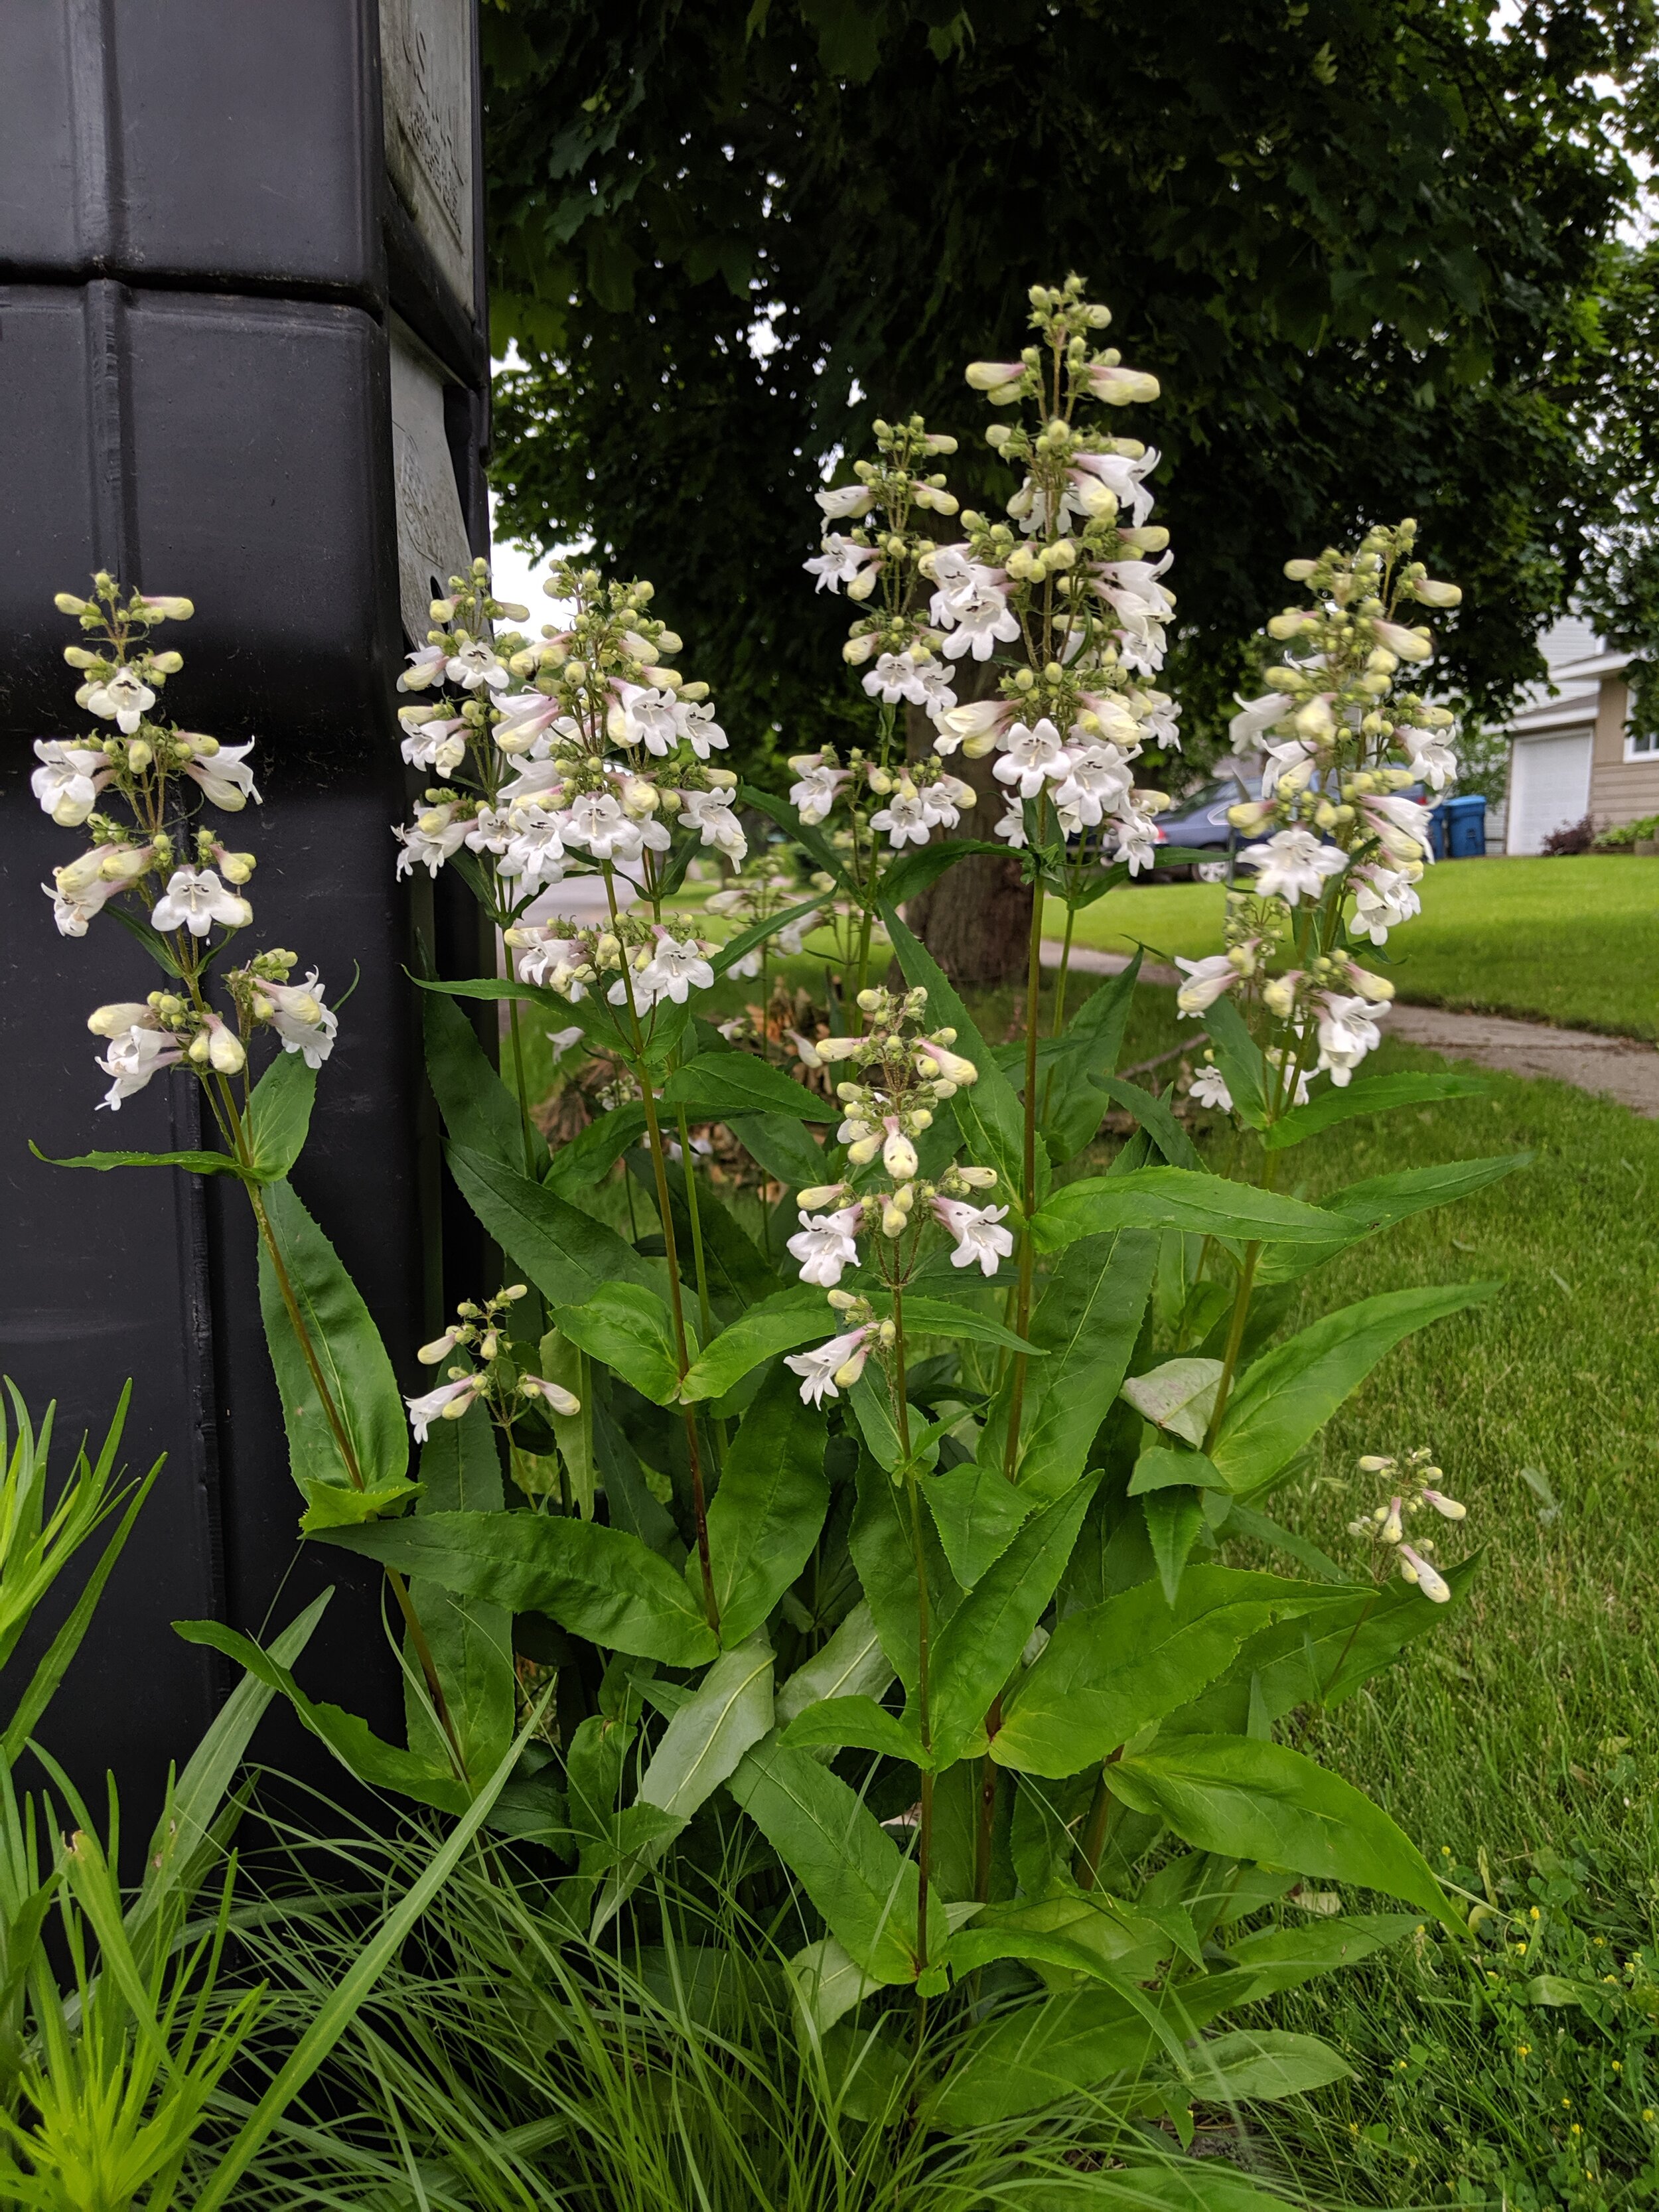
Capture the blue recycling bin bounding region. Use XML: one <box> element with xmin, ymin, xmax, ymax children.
<box><xmin>1431</xmin><ymin>794</ymin><xmax>1486</xmax><ymax>860</ymax></box>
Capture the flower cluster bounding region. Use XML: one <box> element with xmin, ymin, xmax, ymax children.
<box><xmin>406</xmin><ymin>1284</ymin><xmax>581</xmax><ymax>1442</ymax></box>
<box><xmin>505</xmin><ymin>911</ymin><xmax>716</xmax><ymax>1012</ymax></box>
<box><xmin>34</xmin><ymin>577</ymin><xmax>337</xmax><ymax>1112</ymax></box>
<box><xmin>392</xmin><ymin>559</ymin><xmax>744</xmax><ymax>915</ymax></box>
<box><xmin>1346</xmin><ymin>1447</ymin><xmax>1467</xmax><ymax>1603</ymax></box>
<box><xmin>782</xmin><ymin>986</ymin><xmax>1009</xmax><ymax>1404</ymax></box>
<box><xmin>1175</xmin><ymin>522</ymin><xmax>1463</xmax><ymax>1106</ymax></box>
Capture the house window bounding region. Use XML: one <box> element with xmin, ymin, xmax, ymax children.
<box><xmin>1628</xmin><ymin>728</ymin><xmax>1659</xmax><ymax>760</ymax></box>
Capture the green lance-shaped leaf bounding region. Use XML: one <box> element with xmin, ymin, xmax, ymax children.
<box><xmin>727</xmin><ymin>1732</ymin><xmax>927</xmax><ymax>1984</ymax></box>
<box><xmin>175</xmin><ymin>1619</ymin><xmax>470</xmax><ymax>1814</ymax></box>
<box><xmin>1141</xmin><ymin>1485</ymin><xmax>1204</xmax><ymax>1605</ymax></box>
<box><xmin>782</xmin><ymin>1696</ymin><xmax>927</xmax><ymax>1764</ymax></box>
<box><xmin>1095</xmin><ymin>1075</ymin><xmax>1205</xmax><ymax>1171</ymax></box>
<box><xmin>661</xmin><ymin>1049</ymin><xmax>834</xmax><ymax>1124</ymax></box>
<box><xmin>1200</xmin><ymin>992</ymin><xmax>1269</xmax><ymax>1129</ymax></box>
<box><xmin>993</xmin><ymin>1567</ymin><xmax>1325</xmax><ymax>1777</ymax></box>
<box><xmin>882</xmin><ymin>907</ymin><xmax>1029</xmax><ymax>1201</ymax></box>
<box><xmin>1214</xmin><ymin>1913</ymin><xmax>1419</xmax><ymax>2004</ymax></box>
<box><xmin>555</xmin><ymin>1282</ymin><xmax>683</xmax><ymax>1408</ymax></box>
<box><xmin>543</xmin><ymin>1102</ymin><xmax>649</xmax><ymax>1195</ymax></box>
<box><xmin>876</xmin><ymin>837</ymin><xmax>1009</xmax><ymax>910</ymax></box>
<box><xmin>849</xmin><ymin>1451</ymin><xmax>962</xmax><ymax>1696</ymax></box>
<box><xmin>1041</xmin><ymin>950</ymin><xmax>1143</xmax><ymax>1165</ymax></box>
<box><xmin>1222</xmin><ymin>1556</ymin><xmax>1480</xmax><ymax>1726</ymax></box>
<box><xmin>1262</xmin><ymin>1069</ymin><xmax>1490</xmax><ymax>1150</ymax></box>
<box><xmin>421</xmin><ymin>987</ymin><xmax>530</xmax><ymax>1173</ymax></box>
<box><xmin>680</xmin><ymin>1286</ymin><xmax>831</xmax><ymax>1402</ymax></box>
<box><xmin>703</xmin><ymin>1366</ymin><xmax>830</xmax><ymax>1645</ymax></box>
<box><xmin>244</xmin><ymin>1051</ymin><xmax>318</xmax><ymax>1183</ymax></box>
<box><xmin>1258</xmin><ymin>1154</ymin><xmax>1529</xmax><ymax>1284</ymax></box>
<box><xmin>896</xmin><ymin>1297</ymin><xmax>1042</xmax><ymax>1354</ymax></box>
<box><xmin>924</xmin><ymin>1477</ymin><xmax>1099</xmax><ymax>1767</ymax></box>
<box><xmin>33</xmin><ymin>1141</ymin><xmax>244</xmax><ymax>1177</ymax></box>
<box><xmin>924</xmin><ymin>1459</ymin><xmax>1033</xmax><ymax>1587</ymax></box>
<box><xmin>1106</xmin><ymin>1734</ymin><xmax>1455</xmax><ymax>1926</ymax></box>
<box><xmin>447</xmin><ymin>1142</ymin><xmax>661</xmax><ymax>1307</ymax></box>
<box><xmin>1130</xmin><ymin>1447</ymin><xmax>1229</xmax><ymax>1495</ymax></box>
<box><xmin>725</xmin><ymin>1110</ymin><xmax>830</xmax><ymax>1191</ymax></box>
<box><xmin>1172</xmin><ymin>2029</ymin><xmax>1353</xmax><ymax>2103</ymax></box>
<box><xmin>403</xmin><ymin>1414</ymin><xmax>514</xmax><ymax>1788</ymax></box>
<box><xmin>1031</xmin><ymin>1167</ymin><xmax>1342</xmax><ymax>1257</ymax></box>
<box><xmin>707</xmin><ymin>893</ymin><xmax>831</xmax><ymax>980</ymax></box>
<box><xmin>1121</xmin><ymin>1357</ymin><xmax>1224</xmax><ymax>1447</ymax></box>
<box><xmin>255</xmin><ymin>1179</ymin><xmax>408</xmax><ymax>1504</ymax></box>
<box><xmin>630</xmin><ymin>1151</ymin><xmax>778</xmax><ymax>1305</ymax></box>
<box><xmin>539</xmin><ymin>1329</ymin><xmax>595</xmax><ymax>1516</ymax></box>
<box><xmin>775</xmin><ymin>1599</ymin><xmax>894</xmax><ymax>1728</ymax></box>
<box><xmin>1013</xmin><ymin>1228</ymin><xmax>1157</xmax><ymax>1500</ymax></box>
<box><xmin>1210</xmin><ymin>1282</ymin><xmax>1499</xmax><ymax>1495</ymax></box>
<box><xmin>317</xmin><ymin>1509</ymin><xmax>719</xmax><ymax>1666</ymax></box>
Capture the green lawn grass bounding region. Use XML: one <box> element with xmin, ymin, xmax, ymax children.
<box><xmin>1045</xmin><ymin>854</ymin><xmax>1659</xmax><ymax>1039</ymax></box>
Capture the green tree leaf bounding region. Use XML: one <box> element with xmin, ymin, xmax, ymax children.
<box><xmin>1211</xmin><ymin>1283</ymin><xmax>1499</xmax><ymax>1494</ymax></box>
<box><xmin>1108</xmin><ymin>1735</ymin><xmax>1453</xmax><ymax>1924</ymax></box>
<box><xmin>726</xmin><ymin>1732</ymin><xmax>924</xmax><ymax>1983</ymax></box>
<box><xmin>1200</xmin><ymin>993</ymin><xmax>1269</xmax><ymax>1128</ymax></box>
<box><xmin>877</xmin><ymin>838</ymin><xmax>1008</xmax><ymax>909</ymax></box>
<box><xmin>555</xmin><ymin>1282</ymin><xmax>682</xmax><ymax>1406</ymax></box>
<box><xmin>1178</xmin><ymin>2028</ymin><xmax>1352</xmax><ymax>2101</ymax></box>
<box><xmin>255</xmin><ymin>1179</ymin><xmax>408</xmax><ymax>1503</ymax></box>
<box><xmin>640</xmin><ymin>1638</ymin><xmax>776</xmax><ymax>1818</ymax></box>
<box><xmin>703</xmin><ymin>1366</ymin><xmax>830</xmax><ymax>1644</ymax></box>
<box><xmin>317</xmin><ymin>1509</ymin><xmax>719</xmax><ymax>1666</ymax></box>
<box><xmin>708</xmin><ymin>894</ymin><xmax>830</xmax><ymax>978</ymax></box>
<box><xmin>725</xmin><ymin>1111</ymin><xmax>830</xmax><ymax>1190</ymax></box>
<box><xmin>543</xmin><ymin>1101</ymin><xmax>648</xmax><ymax>1194</ymax></box>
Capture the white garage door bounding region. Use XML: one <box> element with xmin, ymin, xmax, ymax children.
<box><xmin>1507</xmin><ymin>729</ymin><xmax>1593</xmax><ymax>855</ymax></box>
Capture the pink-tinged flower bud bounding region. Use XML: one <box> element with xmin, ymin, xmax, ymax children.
<box><xmin>204</xmin><ymin>1014</ymin><xmax>246</xmax><ymax>1075</ymax></box>
<box><xmin>87</xmin><ymin>1001</ymin><xmax>156</xmax><ymax>1037</ymax></box>
<box><xmin>418</xmin><ymin>1326</ymin><xmax>465</xmax><ymax>1366</ymax></box>
<box><xmin>846</xmin><ymin>1132</ymin><xmax>883</xmax><ymax>1167</ymax></box>
<box><xmin>1398</xmin><ymin>1543</ymin><xmax>1450</xmax><ymax>1602</ymax></box>
<box><xmin>1380</xmin><ymin>1497</ymin><xmax>1405</xmax><ymax>1546</ymax></box>
<box><xmin>788</xmin><ymin>1029</ymin><xmax>825</xmax><ymax>1069</ymax></box>
<box><xmin>1085</xmin><ymin>363</ymin><xmax>1160</xmax><ymax>406</ymax></box>
<box><xmin>956</xmin><ymin>1165</ymin><xmax>999</xmax><ymax>1189</ymax></box>
<box><xmin>882</xmin><ymin>1126</ymin><xmax>918</xmax><ymax>1181</ymax></box>
<box><xmin>140</xmin><ymin>595</ymin><xmax>195</xmax><ymax>620</ymax></box>
<box><xmin>1421</xmin><ymin>1488</ymin><xmax>1466</xmax><ymax>1521</ymax></box>
<box><xmin>966</xmin><ymin>360</ymin><xmax>1026</xmax><ymax>391</ymax></box>
<box><xmin>797</xmin><ymin>1183</ymin><xmax>849</xmax><ymax>1209</ymax></box>
<box><xmin>1410</xmin><ymin>578</ymin><xmax>1462</xmax><ymax>609</ymax></box>
<box><xmin>924</xmin><ymin>1040</ymin><xmax>978</xmax><ymax>1086</ymax></box>
<box><xmin>520</xmin><ymin>1374</ymin><xmax>581</xmax><ymax>1417</ymax></box>
<box><xmin>1372</xmin><ymin>619</ymin><xmax>1433</xmax><ymax>662</ymax></box>
<box><xmin>814</xmin><ymin>1034</ymin><xmax>863</xmax><ymax>1063</ymax></box>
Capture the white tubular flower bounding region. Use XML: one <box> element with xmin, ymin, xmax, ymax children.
<box><xmin>934</xmin><ymin>696</ymin><xmax>1014</xmax><ymax>758</ymax></box>
<box><xmin>932</xmin><ymin>1195</ymin><xmax>1014</xmax><ymax>1276</ymax></box>
<box><xmin>490</xmin><ymin>691</ymin><xmax>566</xmax><ymax>755</ymax></box>
<box><xmin>784</xmin><ymin>1325</ymin><xmax>871</xmax><ymax>1407</ymax></box>
<box><xmin>400</xmin><ymin>714</ymin><xmax>470</xmax><ymax>776</ymax></box>
<box><xmin>805</xmin><ymin>535</ymin><xmax>879</xmax><ymax>593</ymax></box>
<box><xmin>1072</xmin><ymin>447</ymin><xmax>1160</xmax><ymax>528</ymax></box>
<box><xmin>151</xmin><ymin>867</ymin><xmax>252</xmax><ymax>938</ymax></box>
<box><xmin>417</xmin><ymin>1326</ymin><xmax>465</xmax><ymax>1365</ymax></box>
<box><xmin>1084</xmin><ymin>362</ymin><xmax>1160</xmax><ymax>406</ymax></box>
<box><xmin>31</xmin><ymin>740</ymin><xmax>113</xmax><ymax>826</ymax></box>
<box><xmin>912</xmin><ymin>660</ymin><xmax>958</xmax><ymax>720</ymax></box>
<box><xmin>1174</xmin><ymin>953</ymin><xmax>1242</xmax><ymax>1017</ymax></box>
<box><xmin>520</xmin><ymin>1373</ymin><xmax>582</xmax><ymax>1417</ymax></box>
<box><xmin>914</xmin><ymin>1037</ymin><xmax>978</xmax><ymax>1087</ymax></box>
<box><xmin>1399</xmin><ymin>725</ymin><xmax>1459</xmax><ymax>790</ymax></box>
<box><xmin>444</xmin><ymin>640</ymin><xmax>510</xmax><ymax>692</ymax></box>
<box><xmin>1313</xmin><ymin>992</ymin><xmax>1387</xmax><ymax>1087</ymax></box>
<box><xmin>255</xmin><ymin>970</ymin><xmax>338</xmax><ymax>1067</ymax></box>
<box><xmin>881</xmin><ymin>1124</ymin><xmax>918</xmax><ymax>1181</ymax></box>
<box><xmin>993</xmin><ymin>794</ymin><xmax>1029</xmax><ymax>848</ymax></box>
<box><xmin>788</xmin><ymin>760</ymin><xmax>847</xmax><ymax>824</ymax></box>
<box><xmin>1114</xmin><ymin>810</ymin><xmax>1161</xmax><ymax>875</ymax></box>
<box><xmin>1242</xmin><ymin>827</ymin><xmax>1348</xmax><ymax>905</ymax></box>
<box><xmin>1358</xmin><ymin>791</ymin><xmax>1436</xmax><ymax>865</ymax></box>
<box><xmin>1260</xmin><ymin>737</ymin><xmax>1321</xmax><ymax>798</ymax></box>
<box><xmin>96</xmin><ymin>1023</ymin><xmax>183</xmax><ymax>1110</ymax></box>
<box><xmin>405</xmin><ymin>1376</ymin><xmax>481</xmax><ymax>1442</ymax></box>
<box><xmin>676</xmin><ymin>787</ymin><xmax>747</xmax><ymax>860</ymax></box>
<box><xmin>559</xmin><ymin>790</ymin><xmax>638</xmax><ymax>861</ymax></box>
<box><xmin>184</xmin><ymin>739</ymin><xmax>262</xmax><ymax>812</ymax></box>
<box><xmin>920</xmin><ymin>774</ymin><xmax>974</xmax><ymax>831</ymax></box>
<box><xmin>1349</xmin><ymin>861</ymin><xmax>1421</xmax><ymax>944</ymax></box>
<box><xmin>608</xmin><ymin>683</ymin><xmax>684</xmax><ymax>755</ymax></box>
<box><xmin>682</xmin><ymin>703</ymin><xmax>727</xmax><ymax>758</ymax></box>
<box><xmin>497</xmin><ymin>806</ymin><xmax>569</xmax><ymax>893</ymax></box>
<box><xmin>1397</xmin><ymin>1543</ymin><xmax>1450</xmax><ymax>1603</ymax></box>
<box><xmin>936</xmin><ymin>573</ymin><xmax>1019</xmax><ymax>662</ymax></box>
<box><xmin>816</xmin><ymin>483</ymin><xmax>877</xmax><ymax>520</ymax></box>
<box><xmin>199</xmin><ymin>1013</ymin><xmax>246</xmax><ymax>1075</ymax></box>
<box><xmin>43</xmin><ymin>874</ymin><xmax>113</xmax><ymax>936</ymax></box>
<box><xmin>1371</xmin><ymin>620</ymin><xmax>1433</xmax><ymax>662</ymax></box>
<box><xmin>777</xmin><ymin>909</ymin><xmax>819</xmax><ymax>956</ymax></box>
<box><xmin>869</xmin><ymin>786</ymin><xmax>933</xmax><ymax>849</ymax></box>
<box><xmin>636</xmin><ymin>935</ymin><xmax>715</xmax><ymax>1006</ymax></box>
<box><xmin>965</xmin><ymin>358</ymin><xmax>1026</xmax><ymax>392</ymax></box>
<box><xmin>1053</xmin><ymin>741</ymin><xmax>1133</xmax><ymax>826</ymax></box>
<box><xmin>787</xmin><ymin>1204</ymin><xmax>864</xmax><ymax>1288</ymax></box>
<box><xmin>397</xmin><ymin>644</ymin><xmax>447</xmax><ymax>691</ymax></box>
<box><xmin>861</xmin><ymin>650</ymin><xmax>930</xmax><ymax>706</ymax></box>
<box><xmin>1189</xmin><ymin>1065</ymin><xmax>1233</xmax><ymax>1111</ymax></box>
<box><xmin>85</xmin><ymin>666</ymin><xmax>155</xmax><ymax>731</ymax></box>
<box><xmin>993</xmin><ymin>718</ymin><xmax>1072</xmax><ymax>799</ymax></box>
<box><xmin>394</xmin><ymin>805</ymin><xmax>470</xmax><ymax>879</ymax></box>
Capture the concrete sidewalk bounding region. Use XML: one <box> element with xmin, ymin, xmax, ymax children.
<box><xmin>1040</xmin><ymin>941</ymin><xmax>1659</xmax><ymax>1119</ymax></box>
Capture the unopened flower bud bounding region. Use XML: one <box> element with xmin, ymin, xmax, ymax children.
<box><xmin>87</xmin><ymin>1001</ymin><xmax>154</xmax><ymax>1037</ymax></box>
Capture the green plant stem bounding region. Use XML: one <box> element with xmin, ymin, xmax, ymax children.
<box><xmin>973</xmin><ymin>1698</ymin><xmax>1002</xmax><ymax>1903</ymax></box>
<box><xmin>604</xmin><ymin>871</ymin><xmax>721</xmax><ymax>1635</ymax></box>
<box><xmin>674</xmin><ymin>1104</ymin><xmax>716</xmax><ymax>1351</ymax></box>
<box><xmin>1074</xmin><ymin>1753</ymin><xmax>1122</xmax><ymax>1890</ymax></box>
<box><xmin>893</xmin><ymin>1285</ymin><xmax>933</xmax><ymax>1976</ymax></box>
<box><xmin>1003</xmin><ymin>881</ymin><xmax>1046</xmax><ymax>1479</ymax></box>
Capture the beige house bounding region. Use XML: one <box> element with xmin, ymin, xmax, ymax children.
<box><xmin>1499</xmin><ymin>617</ymin><xmax>1656</xmax><ymax>853</ymax></box>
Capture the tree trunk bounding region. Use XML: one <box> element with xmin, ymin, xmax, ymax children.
<box><xmin>902</xmin><ymin>682</ymin><xmax>1033</xmax><ymax>986</ymax></box>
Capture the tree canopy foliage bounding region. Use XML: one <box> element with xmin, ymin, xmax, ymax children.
<box><xmin>482</xmin><ymin>0</ymin><xmax>1658</xmax><ymax>767</ymax></box>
